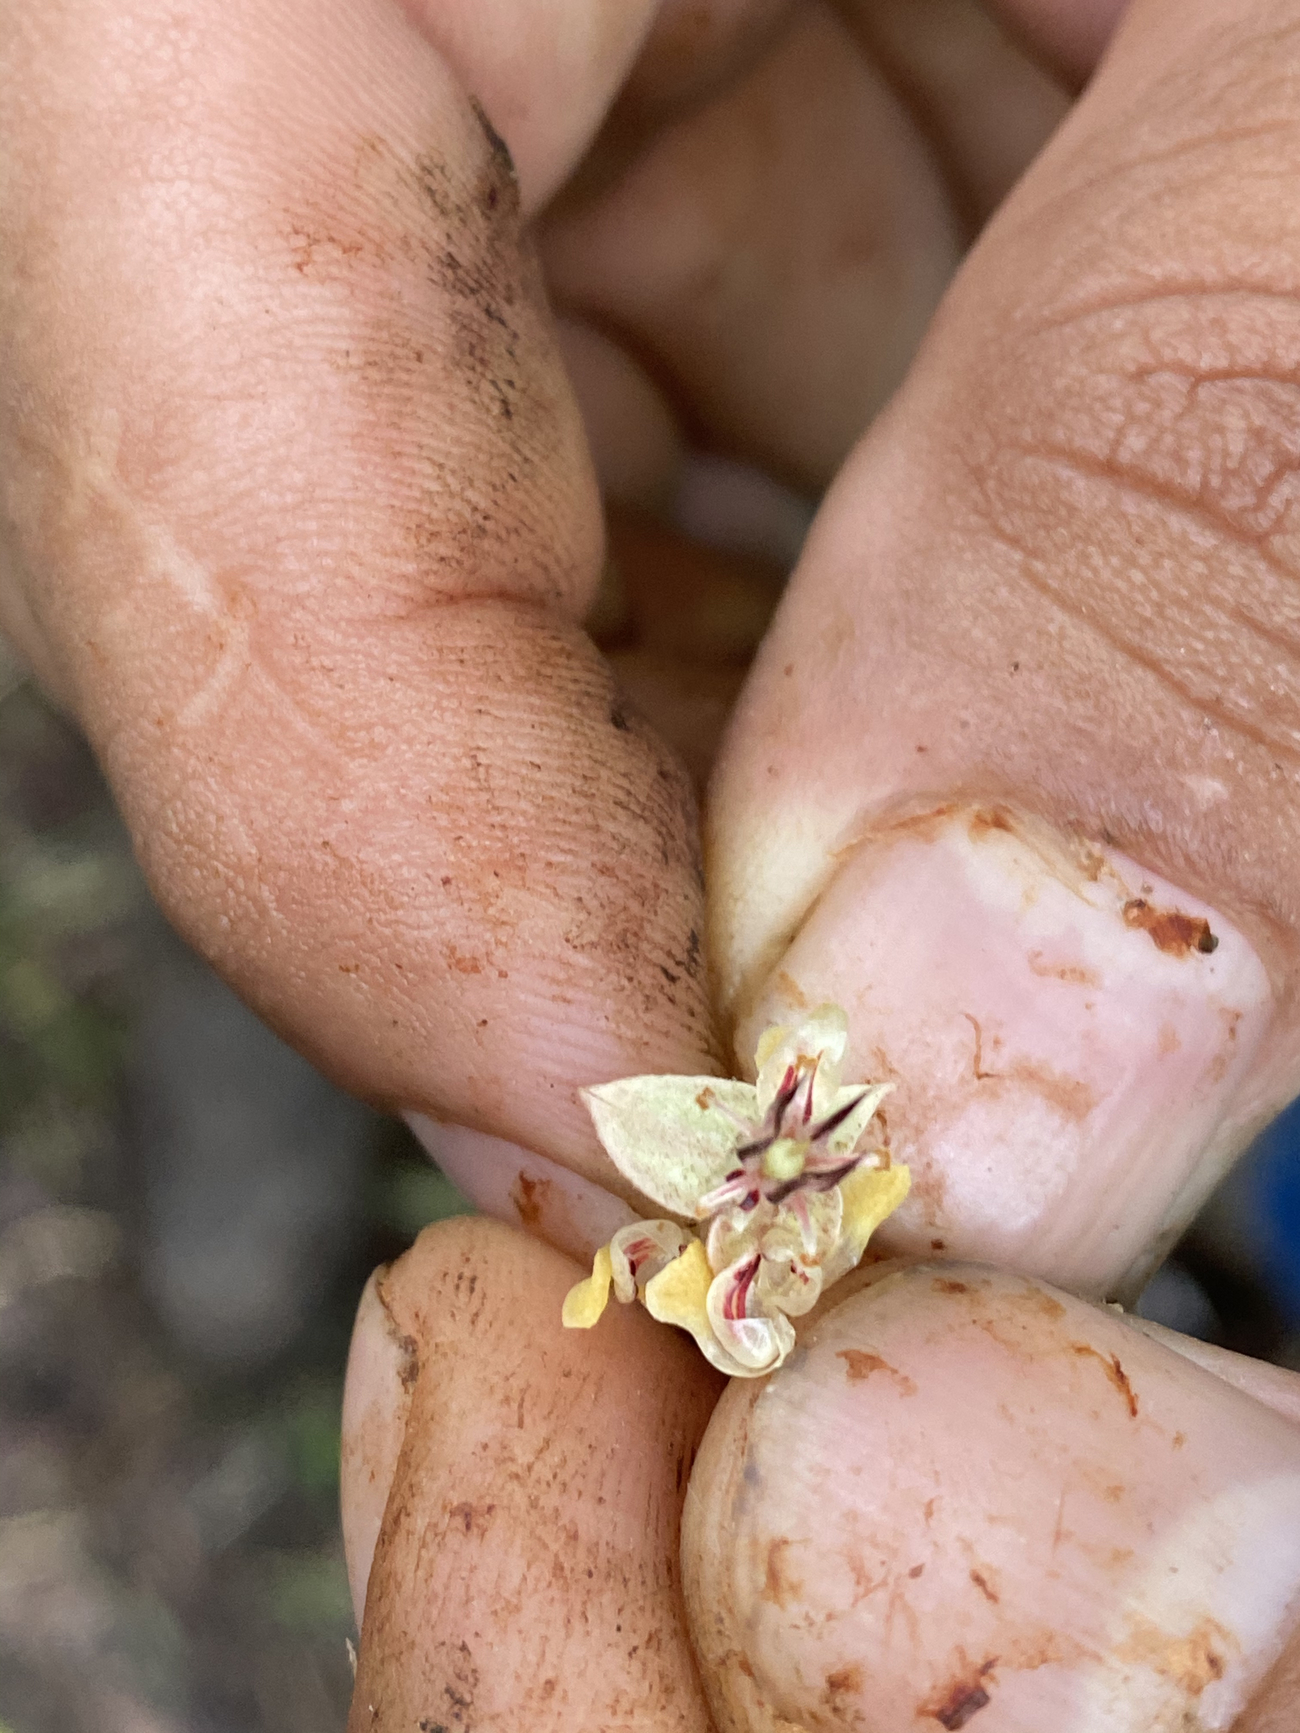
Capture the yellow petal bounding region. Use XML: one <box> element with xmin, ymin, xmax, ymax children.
<box><xmin>643</xmin><ymin>1237</ymin><xmax>713</xmax><ymax>1333</ymax></box>
<box><xmin>753</xmin><ymin>1021</ymin><xmax>791</xmax><ymax>1074</ymax></box>
<box><xmin>838</xmin><ymin>1163</ymin><xmax>910</xmax><ymax>1266</ymax></box>
<box><xmin>644</xmin><ymin>1240</ymin><xmax>762</xmax><ymax>1377</ymax></box>
<box><xmin>562</xmin><ymin>1244</ymin><xmax>614</xmax><ymax>1329</ymax></box>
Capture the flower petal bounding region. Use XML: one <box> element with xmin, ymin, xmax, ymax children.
<box><xmin>766</xmin><ymin>1189</ymin><xmax>843</xmax><ymax>1264</ymax></box>
<box><xmin>561</xmin><ymin>1244</ymin><xmax>614</xmax><ymax>1329</ymax></box>
<box><xmin>581</xmin><ymin>1077</ymin><xmax>758</xmax><ymax>1215</ymax></box>
<box><xmin>705</xmin><ymin>1257</ymin><xmax>798</xmax><ymax>1374</ymax></box>
<box><xmin>642</xmin><ymin>1239</ymin><xmax>750</xmax><ymax>1376</ymax></box>
<box><xmin>813</xmin><ymin>1081</ymin><xmax>894</xmax><ymax>1158</ymax></box>
<box><xmin>754</xmin><ymin>1005</ymin><xmax>849</xmax><ymax>1117</ymax></box>
<box><xmin>609</xmin><ymin>1220</ymin><xmax>694</xmax><ymax>1302</ymax></box>
<box><xmin>706</xmin><ymin>1203</ymin><xmax>771</xmax><ymax>1274</ymax></box>
<box><xmin>822</xmin><ymin>1163</ymin><xmax>912</xmax><ymax>1286</ymax></box>
<box><xmin>755</xmin><ymin>1250</ymin><xmax>824</xmax><ymax>1318</ymax></box>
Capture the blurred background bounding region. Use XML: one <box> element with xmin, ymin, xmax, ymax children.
<box><xmin>0</xmin><ymin>642</ymin><xmax>470</xmax><ymax>1733</ymax></box>
<box><xmin>2</xmin><ymin>640</ymin><xmax>1299</xmax><ymax>1732</ymax></box>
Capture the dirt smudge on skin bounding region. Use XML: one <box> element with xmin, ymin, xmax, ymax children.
<box><xmin>424</xmin><ymin>1640</ymin><xmax>479</xmax><ymax>1730</ymax></box>
<box><xmin>762</xmin><ymin>1537</ymin><xmax>802</xmax><ymax>1608</ymax></box>
<box><xmin>967</xmin><ymin>807</ymin><xmax>1014</xmax><ymax>841</ymax></box>
<box><xmin>1122</xmin><ymin>898</ymin><xmax>1218</xmax><ymax>957</ymax></box>
<box><xmin>963</xmin><ymin>1013</ymin><xmax>997</xmax><ymax>1081</ymax></box>
<box><xmin>775</xmin><ymin>970</ymin><xmax>809</xmax><ymax>1009</ymax></box>
<box><xmin>964</xmin><ymin>805</ymin><xmax>1105</xmax><ymax>888</ymax></box>
<box><xmin>374</xmin><ymin>1265</ymin><xmax>420</xmax><ymax>1391</ymax></box>
<box><xmin>933</xmin><ymin>1279</ymin><xmax>970</xmax><ymax>1295</ymax></box>
<box><xmin>1010</xmin><ymin>1283</ymin><xmax>1065</xmax><ymax>1321</ymax></box>
<box><xmin>924</xmin><ymin>1657</ymin><xmax>997</xmax><ymax>1729</ymax></box>
<box><xmin>1072</xmin><ymin>1344</ymin><xmax>1139</xmax><ymax>1417</ymax></box>
<box><xmin>511</xmin><ymin>1171</ymin><xmax>549</xmax><ymax>1228</ymax></box>
<box><xmin>837</xmin><ymin>1349</ymin><xmax>917</xmax><ymax>1394</ymax></box>
<box><xmin>1117</xmin><ymin>1614</ymin><xmax>1234</xmax><ymax>1696</ymax></box>
<box><xmin>1027</xmin><ymin>951</ymin><xmax>1100</xmax><ymax>986</ymax></box>
<box><xmin>446</xmin><ymin>1500</ymin><xmax>495</xmax><ymax>1536</ymax></box>
<box><xmin>969</xmin><ymin>1568</ymin><xmax>999</xmax><ymax>1604</ymax></box>
<box><xmin>962</xmin><ymin>1016</ymin><xmax>1098</xmax><ymax>1119</ymax></box>
<box><xmin>824</xmin><ymin>1662</ymin><xmax>864</xmax><ymax>1707</ymax></box>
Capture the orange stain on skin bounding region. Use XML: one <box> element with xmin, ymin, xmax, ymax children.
<box><xmin>969</xmin><ymin>1568</ymin><xmax>999</xmax><ymax>1604</ymax></box>
<box><xmin>1027</xmin><ymin>951</ymin><xmax>1100</xmax><ymax>986</ymax></box>
<box><xmin>1121</xmin><ymin>897</ymin><xmax>1218</xmax><ymax>957</ymax></box>
<box><xmin>836</xmin><ymin>1349</ymin><xmax>917</xmax><ymax>1395</ymax></box>
<box><xmin>762</xmin><ymin>1537</ymin><xmax>802</xmax><ymax>1608</ymax></box>
<box><xmin>511</xmin><ymin>1170</ymin><xmax>549</xmax><ymax>1227</ymax></box>
<box><xmin>1071</xmin><ymin>1344</ymin><xmax>1139</xmax><ymax>1418</ymax></box>
<box><xmin>1117</xmin><ymin>1615</ymin><xmax>1234</xmax><ymax>1696</ymax></box>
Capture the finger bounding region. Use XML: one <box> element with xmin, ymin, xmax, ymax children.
<box><xmin>542</xmin><ymin>0</ymin><xmax>1070</xmax><ymax>495</ymax></box>
<box><xmin>340</xmin><ymin>1216</ymin><xmax>722</xmax><ymax>1728</ymax></box>
<box><xmin>709</xmin><ymin>0</ymin><xmax>1300</xmax><ymax>1296</ymax></box>
<box><xmin>391</xmin><ymin>0</ymin><xmax>658</xmax><ymax>209</ymax></box>
<box><xmin>542</xmin><ymin>0</ymin><xmax>964</xmax><ymax>494</ymax></box>
<box><xmin>835</xmin><ymin>0</ymin><xmax>1070</xmax><ymax>233</ymax></box>
<box><xmin>0</xmin><ymin>0</ymin><xmax>724</xmax><ymax>1199</ymax></box>
<box><xmin>555</xmin><ymin>315</ymin><xmax>685</xmax><ymax>513</ymax></box>
<box><xmin>684</xmin><ymin>1262</ymin><xmax>1300</xmax><ymax>1733</ymax></box>
<box><xmin>988</xmin><ymin>0</ymin><xmax>1132</xmax><ymax>86</ymax></box>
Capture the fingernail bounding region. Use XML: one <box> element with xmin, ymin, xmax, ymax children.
<box><xmin>684</xmin><ymin>1265</ymin><xmax>1300</xmax><ymax>1733</ymax></box>
<box><xmin>734</xmin><ymin>805</ymin><xmax>1273</xmax><ymax>1294</ymax></box>
<box><xmin>1126</xmin><ymin>1316</ymin><xmax>1300</xmax><ymax>1429</ymax></box>
<box><xmin>404</xmin><ymin>1113</ymin><xmax>640</xmax><ymax>1266</ymax></box>
<box><xmin>340</xmin><ymin>1268</ymin><xmax>417</xmax><ymax>1626</ymax></box>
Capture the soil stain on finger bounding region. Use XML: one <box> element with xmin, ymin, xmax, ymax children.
<box><xmin>924</xmin><ymin>1657</ymin><xmax>998</xmax><ymax>1729</ymax></box>
<box><xmin>1071</xmin><ymin>1344</ymin><xmax>1139</xmax><ymax>1418</ymax></box>
<box><xmin>1122</xmin><ymin>898</ymin><xmax>1218</xmax><ymax>957</ymax></box>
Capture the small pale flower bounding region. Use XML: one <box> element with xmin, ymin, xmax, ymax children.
<box><xmin>562</xmin><ymin>1005</ymin><xmax>909</xmax><ymax>1377</ymax></box>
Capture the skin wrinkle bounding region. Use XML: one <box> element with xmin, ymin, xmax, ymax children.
<box><xmin>951</xmin><ymin>454</ymin><xmax>1264</xmax><ymax>761</ymax></box>
<box><xmin>1051</xmin><ymin>372</ymin><xmax>1300</xmax><ymax>538</ymax></box>
<box><xmin>1026</xmin><ymin>285</ymin><xmax>1300</xmax><ymax>341</ymax></box>
<box><xmin>985</xmin><ymin>446</ymin><xmax>1300</xmax><ymax>763</ymax></box>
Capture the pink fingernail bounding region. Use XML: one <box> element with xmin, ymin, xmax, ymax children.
<box><xmin>735</xmin><ymin>806</ymin><xmax>1273</xmax><ymax>1295</ymax></box>
<box><xmin>404</xmin><ymin>1113</ymin><xmax>639</xmax><ymax>1267</ymax></box>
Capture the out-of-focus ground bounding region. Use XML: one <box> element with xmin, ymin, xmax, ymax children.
<box><xmin>1</xmin><ymin>649</ymin><xmax>1299</xmax><ymax>1733</ymax></box>
<box><xmin>0</xmin><ymin>651</ymin><xmax>468</xmax><ymax>1733</ymax></box>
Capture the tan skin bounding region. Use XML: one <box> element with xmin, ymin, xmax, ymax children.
<box><xmin>6</xmin><ymin>0</ymin><xmax>1300</xmax><ymax>1723</ymax></box>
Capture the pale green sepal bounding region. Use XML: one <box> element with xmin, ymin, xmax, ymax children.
<box><xmin>581</xmin><ymin>1076</ymin><xmax>759</xmax><ymax>1216</ymax></box>
<box><xmin>821</xmin><ymin>1081</ymin><xmax>895</xmax><ymax>1155</ymax></box>
<box><xmin>754</xmin><ymin>1004</ymin><xmax>848</xmax><ymax>1117</ymax></box>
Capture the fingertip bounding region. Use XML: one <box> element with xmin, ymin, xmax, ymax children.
<box><xmin>347</xmin><ymin>1216</ymin><xmax>721</xmax><ymax>1731</ymax></box>
<box><xmin>685</xmin><ymin>1264</ymin><xmax>1300</xmax><ymax>1733</ymax></box>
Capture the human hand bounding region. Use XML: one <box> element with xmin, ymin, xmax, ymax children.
<box><xmin>5</xmin><ymin>0</ymin><xmax>1300</xmax><ymax>1726</ymax></box>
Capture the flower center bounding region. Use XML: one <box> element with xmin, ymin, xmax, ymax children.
<box><xmin>760</xmin><ymin>1136</ymin><xmax>808</xmax><ymax>1182</ymax></box>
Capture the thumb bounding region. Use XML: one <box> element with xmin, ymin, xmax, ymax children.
<box><xmin>710</xmin><ymin>0</ymin><xmax>1300</xmax><ymax>1297</ymax></box>
<box><xmin>0</xmin><ymin>0</ymin><xmax>722</xmax><ymax>1203</ymax></box>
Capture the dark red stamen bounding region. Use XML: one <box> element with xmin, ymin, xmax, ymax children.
<box><xmin>808</xmin><ymin>1090</ymin><xmax>868</xmax><ymax>1145</ymax></box>
<box><xmin>767</xmin><ymin>1156</ymin><xmax>863</xmax><ymax>1206</ymax></box>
